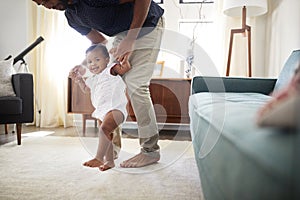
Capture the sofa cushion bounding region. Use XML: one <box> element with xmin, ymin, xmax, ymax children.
<box><xmin>274</xmin><ymin>49</ymin><xmax>300</xmax><ymax>92</ymax></box>
<box><xmin>0</xmin><ymin>96</ymin><xmax>22</xmax><ymax>115</ymax></box>
<box><xmin>189</xmin><ymin>92</ymin><xmax>296</xmax><ymax>199</ymax></box>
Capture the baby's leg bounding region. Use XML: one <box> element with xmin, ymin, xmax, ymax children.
<box><xmin>83</xmin><ymin>120</ymin><xmax>122</xmax><ymax>168</ymax></box>
<box><xmin>83</xmin><ymin>158</ymin><xmax>103</xmax><ymax>168</ymax></box>
<box><xmin>83</xmin><ymin>119</ymin><xmax>104</xmax><ymax>168</ymax></box>
<box><xmin>97</xmin><ymin>110</ymin><xmax>125</xmax><ymax>171</ymax></box>
<box><xmin>96</xmin><ymin>129</ymin><xmax>114</xmax><ymax>171</ymax></box>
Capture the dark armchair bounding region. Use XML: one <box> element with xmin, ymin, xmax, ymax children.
<box><xmin>0</xmin><ymin>73</ymin><xmax>34</xmax><ymax>145</ymax></box>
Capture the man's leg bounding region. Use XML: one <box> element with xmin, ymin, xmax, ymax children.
<box><xmin>116</xmin><ymin>17</ymin><xmax>164</xmax><ymax>168</ymax></box>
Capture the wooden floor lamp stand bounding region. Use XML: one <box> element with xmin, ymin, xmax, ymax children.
<box><xmin>226</xmin><ymin>6</ymin><xmax>252</xmax><ymax>77</ymax></box>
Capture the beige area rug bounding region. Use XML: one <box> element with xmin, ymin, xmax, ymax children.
<box><xmin>0</xmin><ymin>133</ymin><xmax>203</xmax><ymax>200</ymax></box>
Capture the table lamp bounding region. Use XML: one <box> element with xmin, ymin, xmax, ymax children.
<box><xmin>223</xmin><ymin>0</ymin><xmax>268</xmax><ymax>77</ymax></box>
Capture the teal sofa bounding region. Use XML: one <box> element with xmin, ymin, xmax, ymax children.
<box><xmin>189</xmin><ymin>50</ymin><xmax>300</xmax><ymax>200</ymax></box>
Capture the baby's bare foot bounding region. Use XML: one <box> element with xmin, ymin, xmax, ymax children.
<box><xmin>120</xmin><ymin>152</ymin><xmax>160</xmax><ymax>168</ymax></box>
<box><xmin>83</xmin><ymin>158</ymin><xmax>103</xmax><ymax>168</ymax></box>
<box><xmin>99</xmin><ymin>161</ymin><xmax>115</xmax><ymax>171</ymax></box>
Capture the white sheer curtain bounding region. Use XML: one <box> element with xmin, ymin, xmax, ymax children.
<box><xmin>27</xmin><ymin>2</ymin><xmax>90</xmax><ymax>127</ymax></box>
<box><xmin>264</xmin><ymin>0</ymin><xmax>300</xmax><ymax>77</ymax></box>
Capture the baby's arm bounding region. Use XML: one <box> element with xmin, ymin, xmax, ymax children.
<box><xmin>111</xmin><ymin>59</ymin><xmax>131</xmax><ymax>76</ymax></box>
<box><xmin>76</xmin><ymin>77</ymin><xmax>90</xmax><ymax>93</ymax></box>
<box><xmin>109</xmin><ymin>50</ymin><xmax>131</xmax><ymax>76</ymax></box>
<box><xmin>69</xmin><ymin>66</ymin><xmax>90</xmax><ymax>93</ymax></box>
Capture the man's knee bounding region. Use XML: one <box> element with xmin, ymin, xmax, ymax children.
<box><xmin>127</xmin><ymin>85</ymin><xmax>150</xmax><ymax>102</ymax></box>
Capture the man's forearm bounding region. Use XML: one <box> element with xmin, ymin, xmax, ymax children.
<box><xmin>110</xmin><ymin>0</ymin><xmax>152</xmax><ymax>60</ymax></box>
<box><xmin>86</xmin><ymin>29</ymin><xmax>108</xmax><ymax>44</ymax></box>
<box><xmin>123</xmin><ymin>0</ymin><xmax>151</xmax><ymax>40</ymax></box>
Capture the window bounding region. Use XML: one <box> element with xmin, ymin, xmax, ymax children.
<box><xmin>154</xmin><ymin>0</ymin><xmax>163</xmax><ymax>4</ymax></box>
<box><xmin>178</xmin><ymin>0</ymin><xmax>222</xmax><ymax>75</ymax></box>
<box><xmin>179</xmin><ymin>0</ymin><xmax>214</xmax><ymax>4</ymax></box>
<box><xmin>179</xmin><ymin>20</ymin><xmax>214</xmax><ymax>54</ymax></box>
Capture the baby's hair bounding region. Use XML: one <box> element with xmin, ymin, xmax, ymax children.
<box><xmin>85</xmin><ymin>44</ymin><xmax>109</xmax><ymax>58</ymax></box>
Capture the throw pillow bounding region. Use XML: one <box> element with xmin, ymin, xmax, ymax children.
<box><xmin>257</xmin><ymin>64</ymin><xmax>300</xmax><ymax>129</ymax></box>
<box><xmin>0</xmin><ymin>57</ymin><xmax>16</xmax><ymax>97</ymax></box>
<box><xmin>273</xmin><ymin>50</ymin><xmax>300</xmax><ymax>92</ymax></box>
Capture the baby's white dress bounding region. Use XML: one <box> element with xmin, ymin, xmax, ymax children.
<box><xmin>85</xmin><ymin>63</ymin><xmax>128</xmax><ymax>122</ymax></box>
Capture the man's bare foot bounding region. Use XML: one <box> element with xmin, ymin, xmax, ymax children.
<box><xmin>120</xmin><ymin>152</ymin><xmax>160</xmax><ymax>168</ymax></box>
<box><xmin>83</xmin><ymin>158</ymin><xmax>103</xmax><ymax>168</ymax></box>
<box><xmin>99</xmin><ymin>161</ymin><xmax>115</xmax><ymax>171</ymax></box>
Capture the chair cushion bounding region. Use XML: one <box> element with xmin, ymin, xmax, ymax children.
<box><xmin>0</xmin><ymin>96</ymin><xmax>22</xmax><ymax>115</ymax></box>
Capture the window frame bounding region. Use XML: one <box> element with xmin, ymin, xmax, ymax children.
<box><xmin>153</xmin><ymin>0</ymin><xmax>163</xmax><ymax>4</ymax></box>
<box><xmin>179</xmin><ymin>0</ymin><xmax>214</xmax><ymax>4</ymax></box>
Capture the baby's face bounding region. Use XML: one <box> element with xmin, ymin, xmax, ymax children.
<box><xmin>86</xmin><ymin>49</ymin><xmax>109</xmax><ymax>74</ymax></box>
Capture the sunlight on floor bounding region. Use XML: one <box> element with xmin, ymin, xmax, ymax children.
<box><xmin>22</xmin><ymin>131</ymin><xmax>55</xmax><ymax>137</ymax></box>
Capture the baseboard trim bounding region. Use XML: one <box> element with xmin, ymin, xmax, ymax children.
<box><xmin>76</xmin><ymin>120</ymin><xmax>190</xmax><ymax>131</ymax></box>
<box><xmin>123</xmin><ymin>121</ymin><xmax>190</xmax><ymax>131</ymax></box>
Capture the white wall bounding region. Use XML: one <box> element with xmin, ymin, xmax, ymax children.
<box><xmin>0</xmin><ymin>0</ymin><xmax>29</xmax><ymax>60</ymax></box>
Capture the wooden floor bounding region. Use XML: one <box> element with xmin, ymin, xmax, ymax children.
<box><xmin>0</xmin><ymin>124</ymin><xmax>191</xmax><ymax>146</ymax></box>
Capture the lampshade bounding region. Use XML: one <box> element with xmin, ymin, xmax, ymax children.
<box><xmin>223</xmin><ymin>0</ymin><xmax>268</xmax><ymax>17</ymax></box>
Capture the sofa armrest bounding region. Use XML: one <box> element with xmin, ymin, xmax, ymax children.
<box><xmin>192</xmin><ymin>76</ymin><xmax>277</xmax><ymax>95</ymax></box>
<box><xmin>12</xmin><ymin>73</ymin><xmax>34</xmax><ymax>122</ymax></box>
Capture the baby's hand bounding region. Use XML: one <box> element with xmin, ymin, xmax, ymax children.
<box><xmin>69</xmin><ymin>65</ymin><xmax>86</xmax><ymax>79</ymax></box>
<box><xmin>111</xmin><ymin>59</ymin><xmax>131</xmax><ymax>76</ymax></box>
<box><xmin>74</xmin><ymin>76</ymin><xmax>84</xmax><ymax>84</ymax></box>
<box><xmin>68</xmin><ymin>70</ymin><xmax>77</xmax><ymax>80</ymax></box>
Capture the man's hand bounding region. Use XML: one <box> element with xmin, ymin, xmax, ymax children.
<box><xmin>110</xmin><ymin>0</ymin><xmax>151</xmax><ymax>63</ymax></box>
<box><xmin>110</xmin><ymin>37</ymin><xmax>134</xmax><ymax>63</ymax></box>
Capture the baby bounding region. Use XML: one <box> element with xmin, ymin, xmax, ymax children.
<box><xmin>69</xmin><ymin>44</ymin><xmax>130</xmax><ymax>171</ymax></box>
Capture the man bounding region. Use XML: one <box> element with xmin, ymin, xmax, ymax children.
<box><xmin>32</xmin><ymin>0</ymin><xmax>164</xmax><ymax>168</ymax></box>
